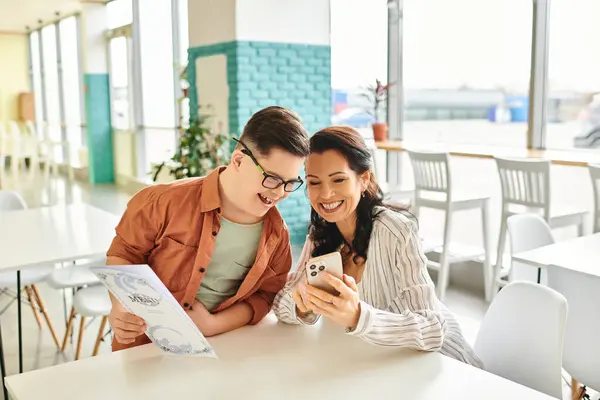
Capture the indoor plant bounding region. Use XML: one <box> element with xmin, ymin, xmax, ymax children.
<box><xmin>362</xmin><ymin>79</ymin><xmax>393</xmax><ymax>141</ymax></box>
<box><xmin>152</xmin><ymin>112</ymin><xmax>229</xmax><ymax>181</ymax></box>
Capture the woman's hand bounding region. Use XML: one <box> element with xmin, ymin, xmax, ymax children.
<box><xmin>291</xmin><ymin>279</ymin><xmax>314</xmax><ymax>317</ymax></box>
<box><xmin>305</xmin><ymin>273</ymin><xmax>361</xmax><ymax>330</ymax></box>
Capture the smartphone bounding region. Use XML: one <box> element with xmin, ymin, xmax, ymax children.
<box><xmin>305</xmin><ymin>252</ymin><xmax>344</xmax><ymax>295</ymax></box>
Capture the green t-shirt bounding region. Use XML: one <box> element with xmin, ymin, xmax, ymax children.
<box><xmin>195</xmin><ymin>217</ymin><xmax>264</xmax><ymax>311</ymax></box>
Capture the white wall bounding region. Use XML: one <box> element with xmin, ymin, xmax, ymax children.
<box><xmin>188</xmin><ymin>0</ymin><xmax>236</xmax><ymax>47</ymax></box>
<box><xmin>196</xmin><ymin>55</ymin><xmax>229</xmax><ymax>134</ymax></box>
<box><xmin>81</xmin><ymin>3</ymin><xmax>108</xmax><ymax>73</ymax></box>
<box><xmin>235</xmin><ymin>0</ymin><xmax>330</xmax><ymax>45</ymax></box>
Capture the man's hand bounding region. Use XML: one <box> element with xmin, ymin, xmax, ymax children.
<box><xmin>186</xmin><ymin>300</ymin><xmax>220</xmax><ymax>337</ymax></box>
<box><xmin>108</xmin><ymin>300</ymin><xmax>146</xmax><ymax>344</ymax></box>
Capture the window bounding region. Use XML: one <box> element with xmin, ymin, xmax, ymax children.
<box><xmin>59</xmin><ymin>17</ymin><xmax>83</xmax><ymax>167</ymax></box>
<box><xmin>107</xmin><ymin>0</ymin><xmax>133</xmax><ymax>29</ymax></box>
<box><xmin>41</xmin><ymin>24</ymin><xmax>63</xmax><ymax>161</ymax></box>
<box><xmin>29</xmin><ymin>31</ymin><xmax>44</xmax><ymax>141</ymax></box>
<box><xmin>402</xmin><ymin>0</ymin><xmax>532</xmax><ymax>147</ymax></box>
<box><xmin>330</xmin><ymin>0</ymin><xmax>388</xmax><ymax>137</ymax></box>
<box><xmin>109</xmin><ymin>37</ymin><xmax>131</xmax><ymax>130</ymax></box>
<box><xmin>138</xmin><ymin>0</ymin><xmax>176</xmax><ymax>173</ymax></box>
<box><xmin>546</xmin><ymin>0</ymin><xmax>600</xmax><ymax>151</ymax></box>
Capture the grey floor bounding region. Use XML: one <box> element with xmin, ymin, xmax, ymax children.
<box><xmin>0</xmin><ymin>160</ymin><xmax>595</xmax><ymax>399</ymax></box>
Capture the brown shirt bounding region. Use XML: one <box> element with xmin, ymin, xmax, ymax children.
<box><xmin>106</xmin><ymin>166</ymin><xmax>293</xmax><ymax>351</ymax></box>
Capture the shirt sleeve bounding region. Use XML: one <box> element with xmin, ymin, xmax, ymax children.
<box><xmin>273</xmin><ymin>237</ymin><xmax>320</xmax><ymax>325</ymax></box>
<box><xmin>346</xmin><ymin>218</ymin><xmax>447</xmax><ymax>352</ymax></box>
<box><xmin>244</xmin><ymin>226</ymin><xmax>294</xmax><ymax>325</ymax></box>
<box><xmin>106</xmin><ymin>187</ymin><xmax>163</xmax><ymax>265</ymax></box>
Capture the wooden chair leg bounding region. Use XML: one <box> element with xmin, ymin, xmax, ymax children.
<box><xmin>571</xmin><ymin>378</ymin><xmax>580</xmax><ymax>400</ymax></box>
<box><xmin>30</xmin><ymin>284</ymin><xmax>61</xmax><ymax>349</ymax></box>
<box><xmin>24</xmin><ymin>286</ymin><xmax>42</xmax><ymax>329</ymax></box>
<box><xmin>61</xmin><ymin>307</ymin><xmax>76</xmax><ymax>351</ymax></box>
<box><xmin>92</xmin><ymin>316</ymin><xmax>108</xmax><ymax>357</ymax></box>
<box><xmin>75</xmin><ymin>316</ymin><xmax>86</xmax><ymax>360</ymax></box>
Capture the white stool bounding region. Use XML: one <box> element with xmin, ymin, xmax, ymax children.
<box><xmin>494</xmin><ymin>157</ymin><xmax>588</xmax><ymax>286</ymax></box>
<box><xmin>62</xmin><ymin>286</ymin><xmax>111</xmax><ymax>360</ymax></box>
<box><xmin>408</xmin><ymin>150</ymin><xmax>492</xmax><ymax>302</ymax></box>
<box><xmin>589</xmin><ymin>163</ymin><xmax>600</xmax><ymax>233</ymax></box>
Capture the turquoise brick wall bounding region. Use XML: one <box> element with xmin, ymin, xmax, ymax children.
<box><xmin>84</xmin><ymin>73</ymin><xmax>114</xmax><ymax>184</ymax></box>
<box><xmin>188</xmin><ymin>40</ymin><xmax>332</xmax><ymax>244</ymax></box>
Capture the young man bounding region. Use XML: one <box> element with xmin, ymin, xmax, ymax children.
<box><xmin>106</xmin><ymin>106</ymin><xmax>309</xmax><ymax>351</ymax></box>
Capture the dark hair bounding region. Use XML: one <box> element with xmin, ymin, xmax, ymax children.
<box><xmin>308</xmin><ymin>126</ymin><xmax>409</xmax><ymax>264</ymax></box>
<box><xmin>238</xmin><ymin>106</ymin><xmax>309</xmax><ymax>158</ymax></box>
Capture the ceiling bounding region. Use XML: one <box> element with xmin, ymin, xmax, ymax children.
<box><xmin>0</xmin><ymin>0</ymin><xmax>85</xmax><ymax>33</ymax></box>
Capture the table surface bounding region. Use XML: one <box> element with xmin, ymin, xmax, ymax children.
<box><xmin>5</xmin><ymin>315</ymin><xmax>554</xmax><ymax>400</ymax></box>
<box><xmin>375</xmin><ymin>140</ymin><xmax>600</xmax><ymax>167</ymax></box>
<box><xmin>513</xmin><ymin>233</ymin><xmax>600</xmax><ymax>277</ymax></box>
<box><xmin>0</xmin><ymin>204</ymin><xmax>120</xmax><ymax>272</ymax></box>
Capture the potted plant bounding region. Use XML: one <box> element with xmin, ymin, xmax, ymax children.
<box><xmin>362</xmin><ymin>79</ymin><xmax>393</xmax><ymax>141</ymax></box>
<box><xmin>152</xmin><ymin>112</ymin><xmax>229</xmax><ymax>182</ymax></box>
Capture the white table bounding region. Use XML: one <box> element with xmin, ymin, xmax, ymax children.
<box><xmin>0</xmin><ymin>204</ymin><xmax>120</xmax><ymax>273</ymax></box>
<box><xmin>513</xmin><ymin>233</ymin><xmax>600</xmax><ymax>277</ymax></box>
<box><xmin>5</xmin><ymin>315</ymin><xmax>554</xmax><ymax>400</ymax></box>
<box><xmin>0</xmin><ymin>204</ymin><xmax>120</xmax><ymax>393</ymax></box>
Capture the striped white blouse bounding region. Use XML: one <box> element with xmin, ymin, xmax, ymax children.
<box><xmin>273</xmin><ymin>207</ymin><xmax>484</xmax><ymax>368</ymax></box>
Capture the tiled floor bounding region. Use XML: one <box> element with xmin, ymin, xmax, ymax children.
<box><xmin>0</xmin><ymin>167</ymin><xmax>595</xmax><ymax>400</ymax></box>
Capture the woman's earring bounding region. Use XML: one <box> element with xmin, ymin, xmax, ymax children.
<box><xmin>362</xmin><ymin>191</ymin><xmax>366</xmax><ymax>198</ymax></box>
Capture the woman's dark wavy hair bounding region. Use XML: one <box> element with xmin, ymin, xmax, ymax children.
<box><xmin>308</xmin><ymin>126</ymin><xmax>409</xmax><ymax>264</ymax></box>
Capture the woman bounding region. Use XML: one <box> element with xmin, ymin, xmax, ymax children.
<box><xmin>273</xmin><ymin>126</ymin><xmax>483</xmax><ymax>368</ymax></box>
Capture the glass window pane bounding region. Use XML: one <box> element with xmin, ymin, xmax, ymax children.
<box><xmin>330</xmin><ymin>0</ymin><xmax>388</xmax><ymax>136</ymax></box>
<box><xmin>546</xmin><ymin>0</ymin><xmax>600</xmax><ymax>150</ymax></box>
<box><xmin>59</xmin><ymin>16</ymin><xmax>83</xmax><ymax>167</ymax></box>
<box><xmin>109</xmin><ymin>37</ymin><xmax>130</xmax><ymax>130</ymax></box>
<box><xmin>107</xmin><ymin>0</ymin><xmax>133</xmax><ymax>29</ymax></box>
<box><xmin>30</xmin><ymin>31</ymin><xmax>44</xmax><ymax>141</ymax></box>
<box><xmin>177</xmin><ymin>0</ymin><xmax>189</xmax><ymax>67</ymax></box>
<box><xmin>403</xmin><ymin>0</ymin><xmax>532</xmax><ymax>147</ymax></box>
<box><xmin>139</xmin><ymin>0</ymin><xmax>176</xmax><ymax>172</ymax></box>
<box><xmin>41</xmin><ymin>24</ymin><xmax>63</xmax><ymax>161</ymax></box>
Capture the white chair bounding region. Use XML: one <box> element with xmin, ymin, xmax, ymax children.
<box><xmin>62</xmin><ymin>285</ymin><xmax>111</xmax><ymax>360</ymax></box>
<box><xmin>0</xmin><ymin>190</ymin><xmax>61</xmax><ymax>349</ymax></box>
<box><xmin>590</xmin><ymin>164</ymin><xmax>600</xmax><ymax>233</ymax></box>
<box><xmin>547</xmin><ymin>265</ymin><xmax>600</xmax><ymax>399</ymax></box>
<box><xmin>474</xmin><ymin>281</ymin><xmax>567</xmax><ymax>399</ymax></box>
<box><xmin>494</xmin><ymin>157</ymin><xmax>587</xmax><ymax>279</ymax></box>
<box><xmin>491</xmin><ymin>214</ymin><xmax>555</xmax><ymax>294</ymax></box>
<box><xmin>408</xmin><ymin>150</ymin><xmax>492</xmax><ymax>301</ymax></box>
<box><xmin>367</xmin><ymin>145</ymin><xmax>414</xmax><ymax>205</ymax></box>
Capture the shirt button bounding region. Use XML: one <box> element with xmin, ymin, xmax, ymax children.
<box><xmin>199</xmin><ymin>268</ymin><xmax>206</xmax><ymax>273</ymax></box>
<box><xmin>183</xmin><ymin>302</ymin><xmax>189</xmax><ymax>308</ymax></box>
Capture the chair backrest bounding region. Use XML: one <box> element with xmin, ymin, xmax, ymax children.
<box><xmin>0</xmin><ymin>190</ymin><xmax>27</xmax><ymax>211</ymax></box>
<box><xmin>590</xmin><ymin>164</ymin><xmax>600</xmax><ymax>233</ymax></box>
<box><xmin>407</xmin><ymin>150</ymin><xmax>450</xmax><ymax>194</ymax></box>
<box><xmin>547</xmin><ymin>265</ymin><xmax>600</xmax><ymax>392</ymax></box>
<box><xmin>495</xmin><ymin>157</ymin><xmax>551</xmax><ymax>218</ymax></box>
<box><xmin>507</xmin><ymin>214</ymin><xmax>554</xmax><ymax>283</ymax></box>
<box><xmin>474</xmin><ymin>281</ymin><xmax>567</xmax><ymax>399</ymax></box>
<box><xmin>8</xmin><ymin>120</ymin><xmax>21</xmax><ymax>138</ymax></box>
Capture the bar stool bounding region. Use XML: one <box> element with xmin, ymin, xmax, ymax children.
<box><xmin>408</xmin><ymin>150</ymin><xmax>492</xmax><ymax>302</ymax></box>
<box><xmin>493</xmin><ymin>157</ymin><xmax>588</xmax><ymax>297</ymax></box>
<box><xmin>589</xmin><ymin>163</ymin><xmax>600</xmax><ymax>233</ymax></box>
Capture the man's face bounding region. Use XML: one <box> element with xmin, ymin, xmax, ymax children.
<box><xmin>234</xmin><ymin>146</ymin><xmax>305</xmax><ymax>218</ymax></box>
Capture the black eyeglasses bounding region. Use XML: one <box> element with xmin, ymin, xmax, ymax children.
<box><xmin>232</xmin><ymin>138</ymin><xmax>304</xmax><ymax>192</ymax></box>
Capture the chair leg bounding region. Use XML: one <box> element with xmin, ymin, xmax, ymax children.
<box><xmin>30</xmin><ymin>284</ymin><xmax>61</xmax><ymax>349</ymax></box>
<box><xmin>61</xmin><ymin>306</ymin><xmax>76</xmax><ymax>351</ymax></box>
<box><xmin>493</xmin><ymin>213</ymin><xmax>509</xmax><ymax>298</ymax></box>
<box><xmin>577</xmin><ymin>220</ymin><xmax>584</xmax><ymax>237</ymax></box>
<box><xmin>571</xmin><ymin>378</ymin><xmax>580</xmax><ymax>400</ymax></box>
<box><xmin>92</xmin><ymin>316</ymin><xmax>108</xmax><ymax>357</ymax></box>
<box><xmin>436</xmin><ymin>208</ymin><xmax>453</xmax><ymax>301</ymax></box>
<box><xmin>480</xmin><ymin>200</ymin><xmax>492</xmax><ymax>302</ymax></box>
<box><xmin>75</xmin><ymin>316</ymin><xmax>86</xmax><ymax>360</ymax></box>
<box><xmin>24</xmin><ymin>286</ymin><xmax>42</xmax><ymax>329</ymax></box>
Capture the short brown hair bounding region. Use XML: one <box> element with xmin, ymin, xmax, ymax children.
<box><xmin>239</xmin><ymin>106</ymin><xmax>309</xmax><ymax>158</ymax></box>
